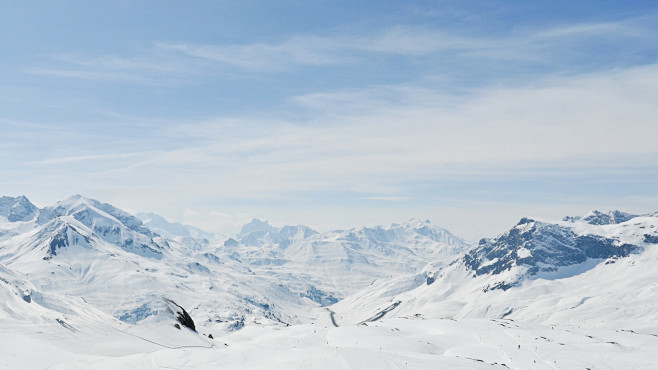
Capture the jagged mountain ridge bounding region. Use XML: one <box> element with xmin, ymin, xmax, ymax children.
<box><xmin>331</xmin><ymin>212</ymin><xmax>658</xmax><ymax>330</ymax></box>
<box><xmin>0</xmin><ymin>195</ymin><xmax>316</xmax><ymax>332</ymax></box>
<box><xmin>0</xmin><ymin>195</ymin><xmax>472</xmax><ymax>336</ymax></box>
<box><xmin>37</xmin><ymin>195</ymin><xmax>166</xmax><ymax>258</ymax></box>
<box><xmin>1</xmin><ymin>195</ymin><xmax>657</xmax><ymax>345</ymax></box>
<box><xmin>464</xmin><ymin>217</ymin><xmax>639</xmax><ymax>282</ymax></box>
<box><xmin>221</xmin><ymin>218</ymin><xmax>471</xmax><ymax>301</ymax></box>
<box><xmin>0</xmin><ymin>196</ymin><xmax>38</xmax><ymax>223</ymax></box>
<box><xmin>136</xmin><ymin>211</ymin><xmax>221</xmax><ymax>242</ymax></box>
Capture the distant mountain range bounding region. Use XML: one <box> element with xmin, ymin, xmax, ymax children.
<box><xmin>1</xmin><ymin>194</ymin><xmax>656</xmax><ymax>347</ymax></box>
<box><xmin>0</xmin><ymin>195</ymin><xmax>471</xmax><ymax>334</ymax></box>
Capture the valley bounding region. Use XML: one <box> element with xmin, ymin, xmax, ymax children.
<box><xmin>1</xmin><ymin>195</ymin><xmax>657</xmax><ymax>369</ymax></box>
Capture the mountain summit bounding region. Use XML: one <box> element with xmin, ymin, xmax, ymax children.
<box><xmin>0</xmin><ymin>196</ymin><xmax>37</xmax><ymax>222</ymax></box>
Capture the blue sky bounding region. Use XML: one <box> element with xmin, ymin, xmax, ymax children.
<box><xmin>1</xmin><ymin>1</ymin><xmax>657</xmax><ymax>239</ymax></box>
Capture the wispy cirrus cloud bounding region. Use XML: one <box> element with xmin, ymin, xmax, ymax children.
<box><xmin>22</xmin><ymin>17</ymin><xmax>655</xmax><ymax>84</ymax></box>
<box><xmin>29</xmin><ymin>152</ymin><xmax>144</xmax><ymax>165</ymax></box>
<box><xmin>7</xmin><ymin>61</ymin><xmax>658</xmax><ymax>237</ymax></box>
<box><xmin>76</xmin><ymin>63</ymin><xmax>658</xmax><ymax>200</ymax></box>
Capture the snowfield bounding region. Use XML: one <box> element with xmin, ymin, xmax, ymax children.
<box><xmin>0</xmin><ymin>196</ymin><xmax>657</xmax><ymax>369</ymax></box>
<box><xmin>3</xmin><ymin>318</ymin><xmax>657</xmax><ymax>369</ymax></box>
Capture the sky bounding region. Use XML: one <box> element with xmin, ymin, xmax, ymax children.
<box><xmin>1</xmin><ymin>1</ymin><xmax>657</xmax><ymax>240</ymax></box>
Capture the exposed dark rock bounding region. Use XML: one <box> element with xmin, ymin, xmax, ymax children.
<box><xmin>119</xmin><ymin>303</ymin><xmax>157</xmax><ymax>323</ymax></box>
<box><xmin>163</xmin><ymin>298</ymin><xmax>196</xmax><ymax>332</ymax></box>
<box><xmin>426</xmin><ymin>275</ymin><xmax>435</xmax><ymax>285</ymax></box>
<box><xmin>300</xmin><ymin>286</ymin><xmax>339</xmax><ymax>306</ymax></box>
<box><xmin>49</xmin><ymin>233</ymin><xmax>69</xmax><ymax>256</ymax></box>
<box><xmin>643</xmin><ymin>234</ymin><xmax>658</xmax><ymax>244</ymax></box>
<box><xmin>229</xmin><ymin>316</ymin><xmax>245</xmax><ymax>331</ymax></box>
<box><xmin>582</xmin><ymin>210</ymin><xmax>636</xmax><ymax>225</ymax></box>
<box><xmin>463</xmin><ymin>219</ymin><xmax>640</xmax><ymax>289</ymax></box>
<box><xmin>55</xmin><ymin>318</ymin><xmax>77</xmax><ymax>331</ymax></box>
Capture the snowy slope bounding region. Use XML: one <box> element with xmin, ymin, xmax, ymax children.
<box><xmin>218</xmin><ymin>218</ymin><xmax>471</xmax><ymax>306</ymax></box>
<box><xmin>0</xmin><ymin>261</ymin><xmax>213</xmax><ymax>370</ymax></box>
<box><xmin>6</xmin><ymin>317</ymin><xmax>657</xmax><ymax>370</ymax></box>
<box><xmin>331</xmin><ymin>212</ymin><xmax>658</xmax><ymax>334</ymax></box>
<box><xmin>0</xmin><ymin>196</ymin><xmax>39</xmax><ymax>242</ymax></box>
<box><xmin>2</xmin><ymin>199</ymin><xmax>658</xmax><ymax>369</ymax></box>
<box><xmin>136</xmin><ymin>211</ymin><xmax>221</xmax><ymax>241</ymax></box>
<box><xmin>0</xmin><ymin>196</ymin><xmax>322</xmax><ymax>337</ymax></box>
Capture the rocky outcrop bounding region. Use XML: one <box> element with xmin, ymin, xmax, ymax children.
<box><xmin>463</xmin><ymin>218</ymin><xmax>639</xmax><ymax>287</ymax></box>
<box><xmin>163</xmin><ymin>298</ymin><xmax>196</xmax><ymax>332</ymax></box>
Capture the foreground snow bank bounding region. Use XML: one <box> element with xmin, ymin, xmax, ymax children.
<box><xmin>2</xmin><ymin>318</ymin><xmax>657</xmax><ymax>369</ymax></box>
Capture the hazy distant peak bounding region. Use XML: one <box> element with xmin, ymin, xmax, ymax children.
<box><xmin>0</xmin><ymin>195</ymin><xmax>38</xmax><ymax>222</ymax></box>
<box><xmin>239</xmin><ymin>218</ymin><xmax>274</xmax><ymax>236</ymax></box>
<box><xmin>400</xmin><ymin>218</ymin><xmax>432</xmax><ymax>228</ymax></box>
<box><xmin>563</xmin><ymin>210</ymin><xmax>637</xmax><ymax>225</ymax></box>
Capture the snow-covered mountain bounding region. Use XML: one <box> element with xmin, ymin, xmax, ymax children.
<box><xmin>0</xmin><ymin>196</ymin><xmax>39</xmax><ymax>242</ymax></box>
<box><xmin>36</xmin><ymin>195</ymin><xmax>165</xmax><ymax>258</ymax></box>
<box><xmin>464</xmin><ymin>217</ymin><xmax>638</xmax><ymax>283</ymax></box>
<box><xmin>137</xmin><ymin>211</ymin><xmax>221</xmax><ymax>241</ymax></box>
<box><xmin>331</xmin><ymin>211</ymin><xmax>658</xmax><ymax>332</ymax></box>
<box><xmin>562</xmin><ymin>209</ymin><xmax>647</xmax><ymax>225</ymax></box>
<box><xmin>0</xmin><ymin>196</ymin><xmax>319</xmax><ymax>336</ymax></box>
<box><xmin>1</xmin><ymin>199</ymin><xmax>657</xmax><ymax>369</ymax></box>
<box><xmin>0</xmin><ymin>195</ymin><xmax>472</xmax><ymax>334</ymax></box>
<box><xmin>220</xmin><ymin>218</ymin><xmax>470</xmax><ymax>303</ymax></box>
<box><xmin>0</xmin><ymin>196</ymin><xmax>37</xmax><ymax>223</ymax></box>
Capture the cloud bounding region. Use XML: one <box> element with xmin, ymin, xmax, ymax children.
<box><xmin>183</xmin><ymin>208</ymin><xmax>199</xmax><ymax>216</ymax></box>
<box><xmin>210</xmin><ymin>211</ymin><xmax>233</xmax><ymax>218</ymax></box>
<box><xmin>23</xmin><ymin>17</ymin><xmax>655</xmax><ymax>82</ymax></box>
<box><xmin>156</xmin><ymin>37</ymin><xmax>350</xmax><ymax>71</ymax></box>
<box><xmin>159</xmin><ymin>19</ymin><xmax>651</xmax><ymax>70</ymax></box>
<box><xmin>7</xmin><ymin>14</ymin><xmax>658</xmax><ymax>235</ymax></box>
<box><xmin>364</xmin><ymin>196</ymin><xmax>411</xmax><ymax>202</ymax></box>
<box><xmin>7</xmin><ymin>62</ymin><xmax>658</xmax><ymax>205</ymax></box>
<box><xmin>30</xmin><ymin>152</ymin><xmax>144</xmax><ymax>165</ymax></box>
<box><xmin>46</xmin><ymin>62</ymin><xmax>652</xmax><ymax>203</ymax></box>
<box><xmin>6</xmin><ymin>66</ymin><xmax>657</xmax><ymax>238</ymax></box>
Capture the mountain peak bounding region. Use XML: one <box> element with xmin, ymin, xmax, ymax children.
<box><xmin>239</xmin><ymin>218</ymin><xmax>274</xmax><ymax>236</ymax></box>
<box><xmin>583</xmin><ymin>210</ymin><xmax>636</xmax><ymax>225</ymax></box>
<box><xmin>136</xmin><ymin>212</ymin><xmax>188</xmax><ymax>235</ymax></box>
<box><xmin>38</xmin><ymin>216</ymin><xmax>94</xmax><ymax>258</ymax></box>
<box><xmin>400</xmin><ymin>218</ymin><xmax>432</xmax><ymax>229</ymax></box>
<box><xmin>0</xmin><ymin>195</ymin><xmax>38</xmax><ymax>222</ymax></box>
<box><xmin>563</xmin><ymin>210</ymin><xmax>637</xmax><ymax>225</ymax></box>
<box><xmin>464</xmin><ymin>217</ymin><xmax>640</xmax><ymax>287</ymax></box>
<box><xmin>58</xmin><ymin>194</ymin><xmax>92</xmax><ymax>208</ymax></box>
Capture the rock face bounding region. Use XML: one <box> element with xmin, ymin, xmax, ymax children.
<box><xmin>300</xmin><ymin>286</ymin><xmax>338</xmax><ymax>306</ymax></box>
<box><xmin>463</xmin><ymin>218</ymin><xmax>639</xmax><ymax>286</ymax></box>
<box><xmin>45</xmin><ymin>222</ymin><xmax>93</xmax><ymax>257</ymax></box>
<box><xmin>163</xmin><ymin>298</ymin><xmax>196</xmax><ymax>332</ymax></box>
<box><xmin>0</xmin><ymin>196</ymin><xmax>37</xmax><ymax>222</ymax></box>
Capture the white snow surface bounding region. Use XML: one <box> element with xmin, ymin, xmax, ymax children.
<box><xmin>331</xmin><ymin>216</ymin><xmax>658</xmax><ymax>332</ymax></box>
<box><xmin>0</xmin><ymin>197</ymin><xmax>657</xmax><ymax>369</ymax></box>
